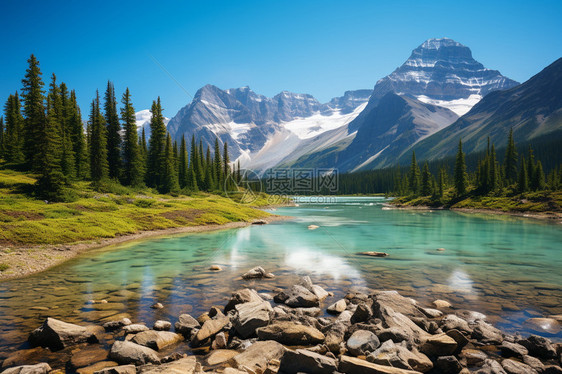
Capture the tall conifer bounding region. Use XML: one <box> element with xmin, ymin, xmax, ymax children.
<box><xmin>121</xmin><ymin>88</ymin><xmax>144</xmax><ymax>186</ymax></box>
<box><xmin>454</xmin><ymin>139</ymin><xmax>468</xmax><ymax>196</ymax></box>
<box><xmin>104</xmin><ymin>81</ymin><xmax>121</xmax><ymax>179</ymax></box>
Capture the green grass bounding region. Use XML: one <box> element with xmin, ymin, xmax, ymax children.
<box><xmin>0</xmin><ymin>263</ymin><xmax>9</xmax><ymax>272</ymax></box>
<box><xmin>0</xmin><ymin>169</ymin><xmax>276</xmax><ymax>246</ymax></box>
<box><xmin>391</xmin><ymin>188</ymin><xmax>562</xmax><ymax>213</ymax></box>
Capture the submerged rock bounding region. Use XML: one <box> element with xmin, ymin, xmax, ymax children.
<box><xmin>153</xmin><ymin>320</ymin><xmax>171</xmax><ymax>331</ymax></box>
<box><xmin>241</xmin><ymin>266</ymin><xmax>273</xmax><ymax>279</ymax></box>
<box><xmin>28</xmin><ymin>317</ymin><xmax>100</xmax><ymax>351</ymax></box>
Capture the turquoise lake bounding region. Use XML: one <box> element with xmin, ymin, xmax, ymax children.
<box><xmin>0</xmin><ymin>196</ymin><xmax>561</xmax><ymax>355</ymax></box>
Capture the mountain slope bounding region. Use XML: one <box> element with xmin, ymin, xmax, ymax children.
<box><xmin>403</xmin><ymin>57</ymin><xmax>562</xmax><ymax>163</ymax></box>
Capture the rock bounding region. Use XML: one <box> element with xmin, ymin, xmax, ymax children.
<box><xmin>209</xmin><ymin>265</ymin><xmax>223</xmax><ymax>271</ymax></box>
<box><xmin>436</xmin><ymin>248</ymin><xmax>446</xmax><ymax>251</ymax></box>
<box><xmin>0</xmin><ymin>363</ymin><xmax>52</xmax><ymax>374</ymax></box>
<box><xmin>256</xmin><ymin>321</ymin><xmax>325</xmax><ymax>345</ymax></box>
<box><xmin>252</xmin><ymin>219</ymin><xmax>268</xmax><ymax>225</ymax></box>
<box><xmin>374</xmin><ymin>305</ymin><xmax>429</xmax><ymax>344</ymax></box>
<box><xmin>312</xmin><ymin>285</ymin><xmax>330</xmax><ymax>300</ymax></box>
<box><xmin>543</xmin><ymin>366</ymin><xmax>562</xmax><ymax>374</ymax></box>
<box><xmin>122</xmin><ymin>324</ymin><xmax>149</xmax><ymax>334</ymax></box>
<box><xmin>225</xmin><ymin>289</ymin><xmax>264</xmax><ymax>312</ymax></box>
<box><xmin>76</xmin><ymin>361</ymin><xmax>119</xmax><ymax>374</ymax></box>
<box><xmin>229</xmin><ymin>340</ymin><xmax>287</xmax><ymax>372</ymax></box>
<box><xmin>93</xmin><ymin>364</ymin><xmax>136</xmax><ymax>374</ymax></box>
<box><xmin>211</xmin><ymin>332</ymin><xmax>227</xmax><ymax>349</ymax></box>
<box><xmin>445</xmin><ymin>329</ymin><xmax>469</xmax><ymax>354</ymax></box>
<box><xmin>351</xmin><ymin>304</ymin><xmax>373</xmax><ymax>324</ymax></box>
<box><xmin>327</xmin><ymin>299</ymin><xmax>347</xmax><ymax>314</ymax></box>
<box><xmin>480</xmin><ymin>359</ymin><xmax>508</xmax><ymax>374</ymax></box>
<box><xmin>103</xmin><ymin>318</ymin><xmax>132</xmax><ymax>331</ymax></box>
<box><xmin>234</xmin><ymin>301</ymin><xmax>272</xmax><ymax>338</ymax></box>
<box><xmin>325</xmin><ymin>322</ymin><xmax>347</xmax><ymax>353</ymax></box>
<box><xmin>339</xmin><ymin>355</ymin><xmax>423</xmax><ymax>373</ymax></box>
<box><xmin>433</xmin><ymin>300</ymin><xmax>452</xmax><ymax>309</ymax></box>
<box><xmin>242</xmin><ymin>266</ymin><xmax>268</xmax><ymax>279</ymax></box>
<box><xmin>346</xmin><ymin>330</ymin><xmax>380</xmax><ymax>356</ymax></box>
<box><xmin>421</xmin><ymin>308</ymin><xmax>443</xmax><ymax>318</ymax></box>
<box><xmin>131</xmin><ymin>330</ymin><xmax>183</xmax><ymax>351</ymax></box>
<box><xmin>191</xmin><ymin>315</ymin><xmax>230</xmax><ymax>346</ymax></box>
<box><xmin>460</xmin><ymin>348</ymin><xmax>488</xmax><ymax>367</ymax></box>
<box><xmin>523</xmin><ymin>318</ymin><xmax>561</xmax><ymax>335</ymax></box>
<box><xmin>70</xmin><ymin>346</ymin><xmax>109</xmax><ymax>369</ymax></box>
<box><xmin>501</xmin><ymin>358</ymin><xmax>538</xmax><ymax>374</ymax></box>
<box><xmin>441</xmin><ymin>314</ymin><xmax>472</xmax><ymax>334</ymax></box>
<box><xmin>28</xmin><ymin>317</ymin><xmax>100</xmax><ymax>351</ymax></box>
<box><xmin>373</xmin><ymin>291</ymin><xmax>425</xmax><ymax>319</ymax></box>
<box><xmin>358</xmin><ymin>251</ymin><xmax>389</xmax><ymax>257</ymax></box>
<box><xmin>283</xmin><ymin>285</ymin><xmax>320</xmax><ymax>308</ymax></box>
<box><xmin>472</xmin><ymin>321</ymin><xmax>503</xmax><ymax>344</ymax></box>
<box><xmin>137</xmin><ymin>357</ymin><xmax>197</xmax><ymax>373</ymax></box>
<box><xmin>150</xmin><ymin>303</ymin><xmax>163</xmax><ymax>310</ymax></box>
<box><xmin>420</xmin><ymin>333</ymin><xmax>457</xmax><ymax>356</ymax></box>
<box><xmin>153</xmin><ymin>320</ymin><xmax>171</xmax><ymax>331</ymax></box>
<box><xmin>367</xmin><ymin>340</ymin><xmax>433</xmax><ymax>372</ymax></box>
<box><xmin>279</xmin><ymin>349</ymin><xmax>338</xmax><ymax>374</ymax></box>
<box><xmin>308</xmin><ymin>224</ymin><xmax>319</xmax><ymax>230</ymax></box>
<box><xmin>205</xmin><ymin>349</ymin><xmax>239</xmax><ymax>366</ymax></box>
<box><xmin>378</xmin><ymin>328</ymin><xmax>414</xmax><ymax>344</ymax></box>
<box><xmin>435</xmin><ymin>356</ymin><xmax>463</xmax><ymax>373</ymax></box>
<box><xmin>500</xmin><ymin>341</ymin><xmax>529</xmax><ymax>358</ymax></box>
<box><xmin>518</xmin><ymin>335</ymin><xmax>557</xmax><ymax>359</ymax></box>
<box><xmin>174</xmin><ymin>314</ymin><xmax>200</xmax><ymax>336</ymax></box>
<box><xmin>522</xmin><ymin>355</ymin><xmax>544</xmax><ymax>372</ymax></box>
<box><xmin>108</xmin><ymin>341</ymin><xmax>160</xmax><ymax>365</ymax></box>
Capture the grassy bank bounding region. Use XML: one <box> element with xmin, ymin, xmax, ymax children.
<box><xmin>391</xmin><ymin>188</ymin><xmax>562</xmax><ymax>216</ymax></box>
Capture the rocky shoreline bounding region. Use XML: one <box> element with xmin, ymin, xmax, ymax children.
<box><xmin>1</xmin><ymin>269</ymin><xmax>561</xmax><ymax>374</ymax></box>
<box><xmin>0</xmin><ymin>215</ymin><xmax>289</xmax><ymax>281</ymax></box>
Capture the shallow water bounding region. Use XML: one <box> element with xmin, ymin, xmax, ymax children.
<box><xmin>0</xmin><ymin>196</ymin><xmax>561</xmax><ymax>355</ymax></box>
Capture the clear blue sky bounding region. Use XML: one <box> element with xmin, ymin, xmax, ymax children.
<box><xmin>1</xmin><ymin>0</ymin><xmax>561</xmax><ymax>118</ymax></box>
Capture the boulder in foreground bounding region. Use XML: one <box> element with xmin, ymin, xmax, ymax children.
<box><xmin>28</xmin><ymin>317</ymin><xmax>100</xmax><ymax>351</ymax></box>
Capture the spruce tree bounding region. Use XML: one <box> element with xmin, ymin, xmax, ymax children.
<box><xmin>178</xmin><ymin>135</ymin><xmax>188</xmax><ymax>188</ymax></box>
<box><xmin>518</xmin><ymin>157</ymin><xmax>528</xmax><ymax>193</ymax></box>
<box><xmin>104</xmin><ymin>81</ymin><xmax>121</xmax><ymax>180</ymax></box>
<box><xmin>3</xmin><ymin>93</ymin><xmax>25</xmax><ymax>163</ymax></box>
<box><xmin>121</xmin><ymin>88</ymin><xmax>144</xmax><ymax>186</ymax></box>
<box><xmin>213</xmin><ymin>138</ymin><xmax>222</xmax><ymax>189</ymax></box>
<box><xmin>454</xmin><ymin>139</ymin><xmax>468</xmax><ymax>196</ymax></box>
<box><xmin>504</xmin><ymin>128</ymin><xmax>518</xmax><ymax>184</ymax></box>
<box><xmin>49</xmin><ymin>75</ymin><xmax>75</xmax><ymax>178</ymax></box>
<box><xmin>146</xmin><ymin>97</ymin><xmax>167</xmax><ymax>189</ymax></box>
<box><xmin>21</xmin><ymin>54</ymin><xmax>46</xmax><ymax>171</ymax></box>
<box><xmin>0</xmin><ymin>116</ymin><xmax>4</xmax><ymax>158</ymax></box>
<box><xmin>533</xmin><ymin>161</ymin><xmax>546</xmax><ymax>191</ymax></box>
<box><xmin>421</xmin><ymin>162</ymin><xmax>432</xmax><ymax>196</ymax></box>
<box><xmin>223</xmin><ymin>141</ymin><xmax>231</xmax><ymax>190</ymax></box>
<box><xmin>438</xmin><ymin>167</ymin><xmax>446</xmax><ymax>198</ymax></box>
<box><xmin>408</xmin><ymin>151</ymin><xmax>421</xmax><ymax>195</ymax></box>
<box><xmin>161</xmin><ymin>133</ymin><xmax>179</xmax><ymax>193</ymax></box>
<box><xmin>489</xmin><ymin>144</ymin><xmax>499</xmax><ymax>192</ymax></box>
<box><xmin>69</xmin><ymin>90</ymin><xmax>88</xmax><ymax>179</ymax></box>
<box><xmin>89</xmin><ymin>91</ymin><xmax>108</xmax><ymax>182</ymax></box>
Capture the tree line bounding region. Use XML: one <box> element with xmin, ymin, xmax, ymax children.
<box><xmin>0</xmin><ymin>55</ymin><xmax>240</xmax><ymax>200</ymax></box>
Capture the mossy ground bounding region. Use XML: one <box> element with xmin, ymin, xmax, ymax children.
<box><xmin>391</xmin><ymin>187</ymin><xmax>562</xmax><ymax>213</ymax></box>
<box><xmin>0</xmin><ymin>168</ymin><xmax>280</xmax><ymax>247</ymax></box>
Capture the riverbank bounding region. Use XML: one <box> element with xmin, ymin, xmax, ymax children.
<box><xmin>2</xmin><ymin>270</ymin><xmax>560</xmax><ymax>374</ymax></box>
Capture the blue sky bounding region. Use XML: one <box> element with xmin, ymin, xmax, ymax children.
<box><xmin>1</xmin><ymin>0</ymin><xmax>561</xmax><ymax>118</ymax></box>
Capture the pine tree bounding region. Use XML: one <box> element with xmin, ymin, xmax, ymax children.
<box><xmin>48</xmin><ymin>75</ymin><xmax>75</xmax><ymax>178</ymax></box>
<box><xmin>104</xmin><ymin>81</ymin><xmax>121</xmax><ymax>180</ymax></box>
<box><xmin>178</xmin><ymin>135</ymin><xmax>188</xmax><ymax>188</ymax></box>
<box><xmin>421</xmin><ymin>162</ymin><xmax>432</xmax><ymax>196</ymax></box>
<box><xmin>408</xmin><ymin>151</ymin><xmax>421</xmax><ymax>195</ymax></box>
<box><xmin>489</xmin><ymin>144</ymin><xmax>499</xmax><ymax>192</ymax></box>
<box><xmin>527</xmin><ymin>147</ymin><xmax>536</xmax><ymax>190</ymax></box>
<box><xmin>141</xmin><ymin>127</ymin><xmax>147</xmax><ymax>155</ymax></box>
<box><xmin>3</xmin><ymin>93</ymin><xmax>25</xmax><ymax>163</ymax></box>
<box><xmin>454</xmin><ymin>139</ymin><xmax>468</xmax><ymax>196</ymax></box>
<box><xmin>191</xmin><ymin>135</ymin><xmax>203</xmax><ymax>187</ymax></box>
<box><xmin>438</xmin><ymin>167</ymin><xmax>446</xmax><ymax>198</ymax></box>
<box><xmin>68</xmin><ymin>90</ymin><xmax>88</xmax><ymax>179</ymax></box>
<box><xmin>204</xmin><ymin>146</ymin><xmax>214</xmax><ymax>190</ymax></box>
<box><xmin>213</xmin><ymin>138</ymin><xmax>222</xmax><ymax>189</ymax></box>
<box><xmin>89</xmin><ymin>91</ymin><xmax>108</xmax><ymax>182</ymax></box>
<box><xmin>223</xmin><ymin>141</ymin><xmax>231</xmax><ymax>190</ymax></box>
<box><xmin>35</xmin><ymin>93</ymin><xmax>65</xmax><ymax>200</ymax></box>
<box><xmin>504</xmin><ymin>128</ymin><xmax>518</xmax><ymax>184</ymax></box>
<box><xmin>0</xmin><ymin>116</ymin><xmax>4</xmax><ymax>158</ymax></box>
<box><xmin>236</xmin><ymin>160</ymin><xmax>241</xmax><ymax>183</ymax></box>
<box><xmin>121</xmin><ymin>88</ymin><xmax>144</xmax><ymax>186</ymax></box>
<box><xmin>518</xmin><ymin>157</ymin><xmax>528</xmax><ymax>193</ymax></box>
<box><xmin>21</xmin><ymin>54</ymin><xmax>46</xmax><ymax>171</ymax></box>
<box><xmin>533</xmin><ymin>161</ymin><xmax>546</xmax><ymax>191</ymax></box>
<box><xmin>161</xmin><ymin>133</ymin><xmax>179</xmax><ymax>193</ymax></box>
<box><xmin>146</xmin><ymin>97</ymin><xmax>167</xmax><ymax>189</ymax></box>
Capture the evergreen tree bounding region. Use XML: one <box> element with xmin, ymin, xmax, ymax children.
<box><xmin>518</xmin><ymin>157</ymin><xmax>528</xmax><ymax>193</ymax></box>
<box><xmin>104</xmin><ymin>81</ymin><xmax>121</xmax><ymax>180</ymax></box>
<box><xmin>121</xmin><ymin>88</ymin><xmax>144</xmax><ymax>186</ymax></box>
<box><xmin>438</xmin><ymin>167</ymin><xmax>446</xmax><ymax>198</ymax></box>
<box><xmin>223</xmin><ymin>141</ymin><xmax>231</xmax><ymax>190</ymax></box>
<box><xmin>421</xmin><ymin>162</ymin><xmax>432</xmax><ymax>196</ymax></box>
<box><xmin>504</xmin><ymin>128</ymin><xmax>518</xmax><ymax>184</ymax></box>
<box><xmin>454</xmin><ymin>139</ymin><xmax>468</xmax><ymax>196</ymax></box>
<box><xmin>35</xmin><ymin>94</ymin><xmax>65</xmax><ymax>200</ymax></box>
<box><xmin>48</xmin><ymin>75</ymin><xmax>75</xmax><ymax>178</ymax></box>
<box><xmin>178</xmin><ymin>135</ymin><xmax>188</xmax><ymax>188</ymax></box>
<box><xmin>489</xmin><ymin>144</ymin><xmax>499</xmax><ymax>192</ymax></box>
<box><xmin>527</xmin><ymin>147</ymin><xmax>536</xmax><ymax>189</ymax></box>
<box><xmin>237</xmin><ymin>160</ymin><xmax>241</xmax><ymax>183</ymax></box>
<box><xmin>3</xmin><ymin>93</ymin><xmax>25</xmax><ymax>163</ymax></box>
<box><xmin>0</xmin><ymin>116</ymin><xmax>4</xmax><ymax>158</ymax></box>
<box><xmin>533</xmin><ymin>161</ymin><xmax>546</xmax><ymax>191</ymax></box>
<box><xmin>146</xmin><ymin>97</ymin><xmax>167</xmax><ymax>189</ymax></box>
<box><xmin>161</xmin><ymin>133</ymin><xmax>179</xmax><ymax>193</ymax></box>
<box><xmin>140</xmin><ymin>127</ymin><xmax>147</xmax><ymax>155</ymax></box>
<box><xmin>21</xmin><ymin>54</ymin><xmax>46</xmax><ymax>170</ymax></box>
<box><xmin>191</xmin><ymin>135</ymin><xmax>203</xmax><ymax>187</ymax></box>
<box><xmin>408</xmin><ymin>151</ymin><xmax>421</xmax><ymax>195</ymax></box>
<box><xmin>69</xmin><ymin>90</ymin><xmax>88</xmax><ymax>179</ymax></box>
<box><xmin>89</xmin><ymin>91</ymin><xmax>108</xmax><ymax>182</ymax></box>
<box><xmin>213</xmin><ymin>138</ymin><xmax>222</xmax><ymax>189</ymax></box>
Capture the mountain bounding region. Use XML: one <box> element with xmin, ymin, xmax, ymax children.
<box><xmin>368</xmin><ymin>38</ymin><xmax>519</xmax><ymax>116</ymax></box>
<box><xmin>166</xmin><ymin>85</ymin><xmax>372</xmax><ymax>166</ymax></box>
<box><xmin>401</xmin><ymin>57</ymin><xmax>562</xmax><ymax>163</ymax></box>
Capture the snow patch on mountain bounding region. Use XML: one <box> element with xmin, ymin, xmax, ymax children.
<box><xmin>416</xmin><ymin>94</ymin><xmax>481</xmax><ymax>116</ymax></box>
